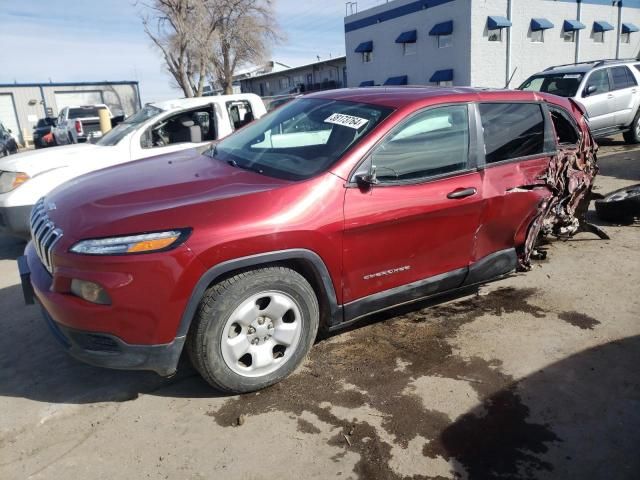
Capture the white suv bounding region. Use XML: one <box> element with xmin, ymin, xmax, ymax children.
<box><xmin>519</xmin><ymin>59</ymin><xmax>640</xmax><ymax>143</ymax></box>
<box><xmin>0</xmin><ymin>94</ymin><xmax>266</xmax><ymax>237</ymax></box>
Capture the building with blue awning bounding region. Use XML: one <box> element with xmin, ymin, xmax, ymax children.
<box><xmin>344</xmin><ymin>0</ymin><xmax>640</xmax><ymax>89</ymax></box>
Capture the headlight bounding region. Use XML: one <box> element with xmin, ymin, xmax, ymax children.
<box><xmin>69</xmin><ymin>229</ymin><xmax>191</xmax><ymax>255</ymax></box>
<box><xmin>0</xmin><ymin>171</ymin><xmax>30</xmax><ymax>193</ymax></box>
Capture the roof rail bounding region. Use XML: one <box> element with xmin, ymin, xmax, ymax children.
<box><xmin>543</xmin><ymin>58</ymin><xmax>638</xmax><ymax>71</ymax></box>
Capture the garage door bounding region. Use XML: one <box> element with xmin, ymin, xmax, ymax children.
<box><xmin>0</xmin><ymin>94</ymin><xmax>21</xmax><ymax>145</ymax></box>
<box><xmin>54</xmin><ymin>91</ymin><xmax>104</xmax><ymax>110</ymax></box>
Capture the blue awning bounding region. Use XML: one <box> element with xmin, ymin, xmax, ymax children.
<box><xmin>563</xmin><ymin>20</ymin><xmax>586</xmax><ymax>32</ymax></box>
<box><xmin>359</xmin><ymin>80</ymin><xmax>375</xmax><ymax>87</ymax></box>
<box><xmin>395</xmin><ymin>30</ymin><xmax>417</xmax><ymax>43</ymax></box>
<box><xmin>429</xmin><ymin>20</ymin><xmax>453</xmax><ymax>36</ymax></box>
<box><xmin>623</xmin><ymin>23</ymin><xmax>639</xmax><ymax>34</ymax></box>
<box><xmin>355</xmin><ymin>41</ymin><xmax>373</xmax><ymax>53</ymax></box>
<box><xmin>384</xmin><ymin>75</ymin><xmax>408</xmax><ymax>86</ymax></box>
<box><xmin>593</xmin><ymin>21</ymin><xmax>614</xmax><ymax>32</ymax></box>
<box><xmin>487</xmin><ymin>16</ymin><xmax>512</xmax><ymax>29</ymax></box>
<box><xmin>531</xmin><ymin>18</ymin><xmax>554</xmax><ymax>31</ymax></box>
<box><xmin>430</xmin><ymin>69</ymin><xmax>454</xmax><ymax>82</ymax></box>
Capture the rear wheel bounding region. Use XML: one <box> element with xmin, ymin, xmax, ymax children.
<box><xmin>623</xmin><ymin>110</ymin><xmax>640</xmax><ymax>144</ymax></box>
<box><xmin>68</xmin><ymin>132</ymin><xmax>75</xmax><ymax>144</ymax></box>
<box><xmin>187</xmin><ymin>267</ymin><xmax>319</xmax><ymax>393</ymax></box>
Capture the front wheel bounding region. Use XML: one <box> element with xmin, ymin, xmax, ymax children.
<box><xmin>187</xmin><ymin>267</ymin><xmax>319</xmax><ymax>393</ymax></box>
<box><xmin>623</xmin><ymin>110</ymin><xmax>640</xmax><ymax>144</ymax></box>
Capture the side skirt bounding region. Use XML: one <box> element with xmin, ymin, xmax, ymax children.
<box><xmin>335</xmin><ymin>248</ymin><xmax>517</xmax><ymax>330</ymax></box>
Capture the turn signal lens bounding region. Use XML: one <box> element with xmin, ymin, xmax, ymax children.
<box><xmin>12</xmin><ymin>172</ymin><xmax>30</xmax><ymax>189</ymax></box>
<box><xmin>70</xmin><ymin>279</ymin><xmax>111</xmax><ymax>305</ymax></box>
<box><xmin>126</xmin><ymin>236</ymin><xmax>180</xmax><ymax>253</ymax></box>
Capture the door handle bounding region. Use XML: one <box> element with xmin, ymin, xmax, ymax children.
<box><xmin>447</xmin><ymin>187</ymin><xmax>477</xmax><ymax>199</ymax></box>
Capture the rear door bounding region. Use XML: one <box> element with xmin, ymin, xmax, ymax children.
<box><xmin>581</xmin><ymin>68</ymin><xmax>615</xmax><ymax>131</ymax></box>
<box><xmin>474</xmin><ymin>102</ymin><xmax>555</xmax><ymax>265</ymax></box>
<box><xmin>609</xmin><ymin>66</ymin><xmax>638</xmax><ymax>126</ymax></box>
<box><xmin>342</xmin><ymin>103</ymin><xmax>483</xmax><ymax>309</ymax></box>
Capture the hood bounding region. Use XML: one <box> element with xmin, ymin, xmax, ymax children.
<box><xmin>0</xmin><ymin>143</ymin><xmax>116</xmax><ymax>176</ymax></box>
<box><xmin>45</xmin><ymin>148</ymin><xmax>291</xmax><ymax>240</ymax></box>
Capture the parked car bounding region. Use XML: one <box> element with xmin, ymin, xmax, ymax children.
<box><xmin>519</xmin><ymin>59</ymin><xmax>640</xmax><ymax>143</ymax></box>
<box><xmin>32</xmin><ymin>117</ymin><xmax>58</xmax><ymax>149</ymax></box>
<box><xmin>0</xmin><ymin>121</ymin><xmax>18</xmax><ymax>157</ymax></box>
<box><xmin>52</xmin><ymin>104</ymin><xmax>113</xmax><ymax>145</ymax></box>
<box><xmin>0</xmin><ymin>94</ymin><xmax>266</xmax><ymax>237</ymax></box>
<box><xmin>19</xmin><ymin>87</ymin><xmax>598</xmax><ymax>393</ymax></box>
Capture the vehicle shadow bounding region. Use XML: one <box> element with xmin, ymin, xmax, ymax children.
<box><xmin>0</xmin><ymin>235</ymin><xmax>26</xmax><ymax>260</ymax></box>
<box><xmin>0</xmin><ymin>283</ymin><xmax>219</xmax><ymax>404</ymax></box>
<box><xmin>429</xmin><ymin>335</ymin><xmax>640</xmax><ymax>479</ymax></box>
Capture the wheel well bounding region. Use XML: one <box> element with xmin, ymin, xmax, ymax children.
<box><xmin>202</xmin><ymin>258</ymin><xmax>335</xmax><ymax>331</ymax></box>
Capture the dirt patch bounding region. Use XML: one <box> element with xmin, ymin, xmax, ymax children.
<box><xmin>206</xmin><ymin>287</ymin><xmax>560</xmax><ymax>479</ymax></box>
<box><xmin>558</xmin><ymin>312</ymin><xmax>600</xmax><ymax>330</ymax></box>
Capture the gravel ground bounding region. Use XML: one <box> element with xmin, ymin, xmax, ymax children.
<box><xmin>0</xmin><ymin>141</ymin><xmax>638</xmax><ymax>480</ymax></box>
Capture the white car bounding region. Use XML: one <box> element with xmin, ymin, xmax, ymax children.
<box><xmin>0</xmin><ymin>94</ymin><xmax>266</xmax><ymax>237</ymax></box>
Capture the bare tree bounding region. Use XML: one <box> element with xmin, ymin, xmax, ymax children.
<box><xmin>208</xmin><ymin>0</ymin><xmax>282</xmax><ymax>94</ymax></box>
<box><xmin>139</xmin><ymin>0</ymin><xmax>281</xmax><ymax>97</ymax></box>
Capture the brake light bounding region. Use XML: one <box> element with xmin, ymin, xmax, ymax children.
<box><xmin>75</xmin><ymin>120</ymin><xmax>83</xmax><ymax>134</ymax></box>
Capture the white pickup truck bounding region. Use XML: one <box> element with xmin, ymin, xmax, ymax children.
<box><xmin>0</xmin><ymin>94</ymin><xmax>266</xmax><ymax>237</ymax></box>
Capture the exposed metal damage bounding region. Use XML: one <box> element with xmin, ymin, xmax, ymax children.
<box><xmin>518</xmin><ymin>120</ymin><xmax>609</xmax><ymax>271</ymax></box>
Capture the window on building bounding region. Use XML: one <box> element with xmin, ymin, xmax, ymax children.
<box><xmin>371</xmin><ymin>105</ymin><xmax>470</xmax><ymax>182</ymax></box>
<box><xmin>621</xmin><ymin>32</ymin><xmax>631</xmax><ymax>44</ymax></box>
<box><xmin>488</xmin><ymin>29</ymin><xmax>502</xmax><ymax>42</ymax></box>
<box><xmin>563</xmin><ymin>30</ymin><xmax>576</xmax><ymax>42</ymax></box>
<box><xmin>531</xmin><ymin>29</ymin><xmax>544</xmax><ymax>43</ymax></box>
<box><xmin>403</xmin><ymin>42</ymin><xmax>417</xmax><ymax>55</ymax></box>
<box><xmin>363</xmin><ymin>51</ymin><xmax>373</xmax><ymax>63</ymax></box>
<box><xmin>594</xmin><ymin>31</ymin><xmax>604</xmax><ymax>43</ymax></box>
<box><xmin>438</xmin><ymin>34</ymin><xmax>452</xmax><ymax>48</ymax></box>
<box><xmin>479</xmin><ymin>103</ymin><xmax>545</xmax><ymax>163</ymax></box>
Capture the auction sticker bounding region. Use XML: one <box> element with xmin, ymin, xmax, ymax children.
<box><xmin>324</xmin><ymin>113</ymin><xmax>369</xmax><ymax>129</ymax></box>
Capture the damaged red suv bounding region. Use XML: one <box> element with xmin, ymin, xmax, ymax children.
<box><xmin>19</xmin><ymin>87</ymin><xmax>598</xmax><ymax>393</ymax></box>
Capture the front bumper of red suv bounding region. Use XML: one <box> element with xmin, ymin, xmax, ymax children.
<box><xmin>19</xmin><ymin>241</ymin><xmax>203</xmax><ymax>376</ymax></box>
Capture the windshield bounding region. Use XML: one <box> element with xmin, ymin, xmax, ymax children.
<box><xmin>519</xmin><ymin>73</ymin><xmax>584</xmax><ymax>97</ymax></box>
<box><xmin>209</xmin><ymin>98</ymin><xmax>393</xmax><ymax>180</ymax></box>
<box><xmin>96</xmin><ymin>104</ymin><xmax>164</xmax><ymax>146</ymax></box>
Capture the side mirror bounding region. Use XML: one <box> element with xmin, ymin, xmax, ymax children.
<box><xmin>583</xmin><ymin>85</ymin><xmax>597</xmax><ymax>97</ymax></box>
<box><xmin>355</xmin><ymin>164</ymin><xmax>379</xmax><ymax>188</ymax></box>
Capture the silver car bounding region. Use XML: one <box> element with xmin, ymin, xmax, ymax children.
<box><xmin>519</xmin><ymin>59</ymin><xmax>640</xmax><ymax>143</ymax></box>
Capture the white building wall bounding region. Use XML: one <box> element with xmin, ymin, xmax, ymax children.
<box><xmin>346</xmin><ymin>0</ymin><xmax>640</xmax><ymax>90</ymax></box>
<box><xmin>344</xmin><ymin>0</ymin><xmax>472</xmax><ymax>87</ymax></box>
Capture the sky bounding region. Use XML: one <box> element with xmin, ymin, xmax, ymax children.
<box><xmin>0</xmin><ymin>0</ymin><xmax>385</xmax><ymax>103</ymax></box>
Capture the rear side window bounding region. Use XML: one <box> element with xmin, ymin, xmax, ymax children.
<box><xmin>610</xmin><ymin>66</ymin><xmax>637</xmax><ymax>90</ymax></box>
<box><xmin>479</xmin><ymin>103</ymin><xmax>545</xmax><ymax>163</ymax></box>
<box><xmin>549</xmin><ymin>107</ymin><xmax>580</xmax><ymax>145</ymax></box>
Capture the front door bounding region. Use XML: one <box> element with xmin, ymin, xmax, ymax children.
<box><xmin>342</xmin><ymin>104</ymin><xmax>483</xmax><ymax>310</ymax></box>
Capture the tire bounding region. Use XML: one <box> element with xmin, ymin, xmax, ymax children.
<box><xmin>68</xmin><ymin>133</ymin><xmax>75</xmax><ymax>144</ymax></box>
<box><xmin>186</xmin><ymin>267</ymin><xmax>319</xmax><ymax>393</ymax></box>
<box><xmin>623</xmin><ymin>110</ymin><xmax>640</xmax><ymax>144</ymax></box>
<box><xmin>595</xmin><ymin>184</ymin><xmax>640</xmax><ymax>224</ymax></box>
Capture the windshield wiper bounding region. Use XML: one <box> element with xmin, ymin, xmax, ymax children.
<box><xmin>226</xmin><ymin>159</ymin><xmax>264</xmax><ymax>175</ymax></box>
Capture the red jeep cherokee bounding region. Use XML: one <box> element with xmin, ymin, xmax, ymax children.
<box><xmin>19</xmin><ymin>87</ymin><xmax>596</xmax><ymax>393</ymax></box>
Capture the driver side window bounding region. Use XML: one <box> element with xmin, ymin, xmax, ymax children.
<box><xmin>372</xmin><ymin>104</ymin><xmax>470</xmax><ymax>183</ymax></box>
<box><xmin>584</xmin><ymin>69</ymin><xmax>611</xmax><ymax>96</ymax></box>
